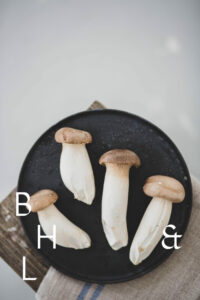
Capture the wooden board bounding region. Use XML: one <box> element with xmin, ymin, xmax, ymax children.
<box><xmin>0</xmin><ymin>101</ymin><xmax>105</xmax><ymax>291</ymax></box>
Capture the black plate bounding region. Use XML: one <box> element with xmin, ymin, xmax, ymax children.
<box><xmin>18</xmin><ymin>109</ymin><xmax>192</xmax><ymax>283</ymax></box>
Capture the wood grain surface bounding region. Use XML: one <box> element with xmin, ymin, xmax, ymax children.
<box><xmin>0</xmin><ymin>101</ymin><xmax>105</xmax><ymax>291</ymax></box>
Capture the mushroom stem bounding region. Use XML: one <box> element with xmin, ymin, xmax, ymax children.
<box><xmin>60</xmin><ymin>143</ymin><xmax>95</xmax><ymax>205</ymax></box>
<box><xmin>38</xmin><ymin>204</ymin><xmax>91</xmax><ymax>249</ymax></box>
<box><xmin>129</xmin><ymin>197</ymin><xmax>172</xmax><ymax>265</ymax></box>
<box><xmin>129</xmin><ymin>175</ymin><xmax>185</xmax><ymax>265</ymax></box>
<box><xmin>99</xmin><ymin>149</ymin><xmax>141</xmax><ymax>251</ymax></box>
<box><xmin>102</xmin><ymin>164</ymin><xmax>130</xmax><ymax>250</ymax></box>
<box><xmin>28</xmin><ymin>189</ymin><xmax>91</xmax><ymax>249</ymax></box>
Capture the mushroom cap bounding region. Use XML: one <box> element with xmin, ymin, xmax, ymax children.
<box><xmin>143</xmin><ymin>175</ymin><xmax>185</xmax><ymax>203</ymax></box>
<box><xmin>28</xmin><ymin>189</ymin><xmax>58</xmax><ymax>212</ymax></box>
<box><xmin>55</xmin><ymin>127</ymin><xmax>92</xmax><ymax>144</ymax></box>
<box><xmin>99</xmin><ymin>149</ymin><xmax>141</xmax><ymax>167</ymax></box>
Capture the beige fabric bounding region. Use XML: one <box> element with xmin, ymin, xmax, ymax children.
<box><xmin>36</xmin><ymin>177</ymin><xmax>200</xmax><ymax>300</ymax></box>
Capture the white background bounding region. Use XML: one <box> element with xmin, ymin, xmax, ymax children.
<box><xmin>0</xmin><ymin>0</ymin><xmax>200</xmax><ymax>299</ymax></box>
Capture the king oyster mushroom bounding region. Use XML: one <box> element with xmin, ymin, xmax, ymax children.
<box><xmin>129</xmin><ymin>175</ymin><xmax>185</xmax><ymax>265</ymax></box>
<box><xmin>55</xmin><ymin>127</ymin><xmax>95</xmax><ymax>205</ymax></box>
<box><xmin>99</xmin><ymin>149</ymin><xmax>141</xmax><ymax>250</ymax></box>
<box><xmin>28</xmin><ymin>189</ymin><xmax>91</xmax><ymax>249</ymax></box>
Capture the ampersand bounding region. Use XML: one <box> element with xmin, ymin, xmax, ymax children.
<box><xmin>162</xmin><ymin>224</ymin><xmax>182</xmax><ymax>250</ymax></box>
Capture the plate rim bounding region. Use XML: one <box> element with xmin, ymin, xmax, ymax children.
<box><xmin>17</xmin><ymin>108</ymin><xmax>193</xmax><ymax>283</ymax></box>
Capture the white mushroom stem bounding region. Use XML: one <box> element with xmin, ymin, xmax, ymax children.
<box><xmin>60</xmin><ymin>143</ymin><xmax>95</xmax><ymax>205</ymax></box>
<box><xmin>38</xmin><ymin>204</ymin><xmax>91</xmax><ymax>249</ymax></box>
<box><xmin>102</xmin><ymin>164</ymin><xmax>130</xmax><ymax>250</ymax></box>
<box><xmin>129</xmin><ymin>197</ymin><xmax>172</xmax><ymax>265</ymax></box>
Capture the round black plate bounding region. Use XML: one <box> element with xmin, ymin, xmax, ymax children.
<box><xmin>18</xmin><ymin>109</ymin><xmax>192</xmax><ymax>283</ymax></box>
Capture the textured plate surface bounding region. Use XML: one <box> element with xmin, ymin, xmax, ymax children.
<box><xmin>18</xmin><ymin>109</ymin><xmax>192</xmax><ymax>283</ymax></box>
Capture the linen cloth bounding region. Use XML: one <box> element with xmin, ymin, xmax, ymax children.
<box><xmin>36</xmin><ymin>177</ymin><xmax>200</xmax><ymax>300</ymax></box>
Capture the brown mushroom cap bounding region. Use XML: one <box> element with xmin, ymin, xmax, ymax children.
<box><xmin>55</xmin><ymin>127</ymin><xmax>92</xmax><ymax>144</ymax></box>
<box><xmin>99</xmin><ymin>149</ymin><xmax>141</xmax><ymax>167</ymax></box>
<box><xmin>143</xmin><ymin>175</ymin><xmax>185</xmax><ymax>203</ymax></box>
<box><xmin>28</xmin><ymin>189</ymin><xmax>58</xmax><ymax>212</ymax></box>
